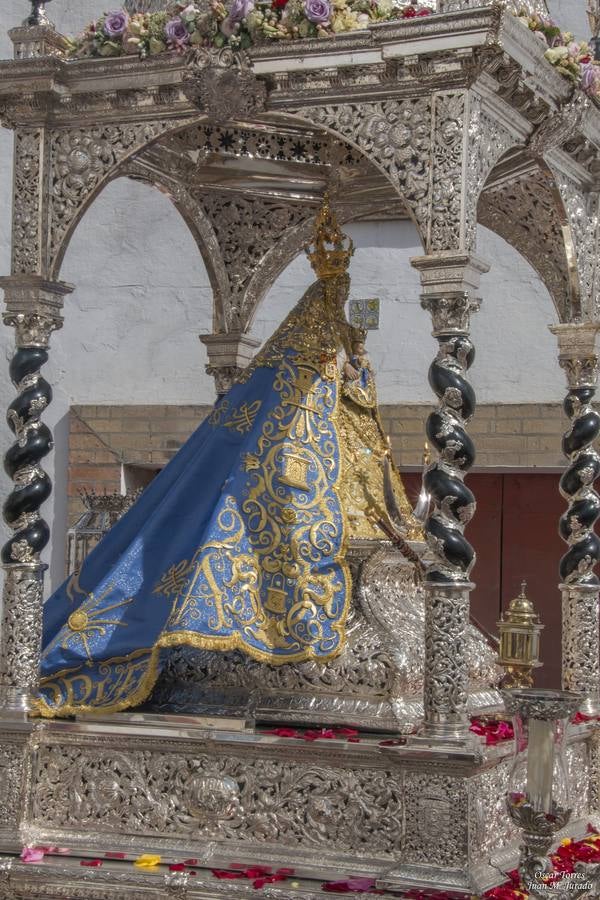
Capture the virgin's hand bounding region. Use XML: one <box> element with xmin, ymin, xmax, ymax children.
<box><xmin>344</xmin><ymin>363</ymin><xmax>360</xmax><ymax>381</ymax></box>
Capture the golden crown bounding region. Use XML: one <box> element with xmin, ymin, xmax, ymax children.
<box><xmin>306</xmin><ymin>195</ymin><xmax>354</xmax><ymax>279</ymax></box>
<box><xmin>350</xmin><ymin>325</ymin><xmax>368</xmax><ymax>343</ymax></box>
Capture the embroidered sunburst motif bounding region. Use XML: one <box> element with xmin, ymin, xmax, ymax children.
<box><xmin>43</xmin><ymin>584</ymin><xmax>134</xmax><ymax>664</ymax></box>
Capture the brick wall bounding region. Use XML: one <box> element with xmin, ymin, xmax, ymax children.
<box><xmin>380</xmin><ymin>403</ymin><xmax>566</xmax><ymax>469</ymax></box>
<box><xmin>67</xmin><ymin>402</ymin><xmax>568</xmax><ymax>526</ymax></box>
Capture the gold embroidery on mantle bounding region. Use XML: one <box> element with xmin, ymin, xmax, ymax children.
<box><xmin>149</xmin><ymin>278</ymin><xmax>353</xmax><ymax>667</ymax></box>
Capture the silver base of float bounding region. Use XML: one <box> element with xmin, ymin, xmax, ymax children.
<box><xmin>0</xmin><ymin>710</ymin><xmax>597</xmax><ymax>898</ymax></box>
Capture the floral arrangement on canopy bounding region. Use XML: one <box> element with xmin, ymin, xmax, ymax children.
<box><xmin>65</xmin><ymin>1</ymin><xmax>600</xmax><ymax>100</ymax></box>
<box><xmin>65</xmin><ymin>0</ymin><xmax>431</xmax><ymax>56</ymax></box>
<box><xmin>517</xmin><ymin>9</ymin><xmax>600</xmax><ymax>97</ymax></box>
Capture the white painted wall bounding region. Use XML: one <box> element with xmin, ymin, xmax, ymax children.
<box><xmin>0</xmin><ymin>0</ymin><xmax>587</xmax><ymax>590</ymax></box>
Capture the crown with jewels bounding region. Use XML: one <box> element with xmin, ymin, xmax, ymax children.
<box><xmin>306</xmin><ymin>195</ymin><xmax>354</xmax><ymax>280</ymax></box>
<box><xmin>350</xmin><ymin>325</ymin><xmax>368</xmax><ymax>343</ymax></box>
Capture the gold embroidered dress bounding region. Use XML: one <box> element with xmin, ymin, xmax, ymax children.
<box><xmin>338</xmin><ymin>349</ymin><xmax>415</xmax><ymax>540</ymax></box>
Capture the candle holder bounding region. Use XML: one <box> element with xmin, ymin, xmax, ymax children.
<box><xmin>504</xmin><ymin>689</ymin><xmax>600</xmax><ymax>898</ymax></box>
<box><xmin>24</xmin><ymin>0</ymin><xmax>53</xmax><ymax>27</ymax></box>
<box><xmin>497</xmin><ymin>581</ymin><xmax>544</xmax><ymax>689</ymax></box>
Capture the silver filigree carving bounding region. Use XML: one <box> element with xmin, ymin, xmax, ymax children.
<box><xmin>299</xmin><ymin>99</ymin><xmax>432</xmax><ymax>244</ymax></box>
<box><xmin>430</xmin><ymin>92</ymin><xmax>465</xmax><ymax>252</ymax></box>
<box><xmin>184</xmin><ymin>48</ymin><xmax>266</xmax><ymax>120</ymax></box>
<box><xmin>503</xmin><ymin>690</ymin><xmax>581</xmax><ymax>722</ymax></box>
<box><xmin>167</xmin><ymin>122</ymin><xmax>335</xmax><ymax>168</ymax></box>
<box><xmin>0</xmin><ymin>741</ymin><xmax>24</xmax><ymax>829</ymax></box>
<box><xmin>422</xmin><ymin>586</ymin><xmax>471</xmax><ymax>735</ymax></box>
<box><xmin>186</xmin><ymin>774</ymin><xmax>240</xmax><ymax>826</ymax></box>
<box><xmin>403</xmin><ymin>771</ymin><xmax>468</xmax><ymax>867</ymax></box>
<box><xmin>553</xmin><ymin>172</ymin><xmax>599</xmax><ymax>321</ymax></box>
<box><xmin>561</xmin><ymin>586</ymin><xmax>600</xmax><ymax>707</ymax></box>
<box><xmin>3</xmin><ymin>312</ymin><xmax>62</xmax><ymax>349</ymax></box>
<box><xmin>33</xmin><ymin>742</ymin><xmax>404</xmax><ymax>855</ymax></box>
<box><xmin>197</xmin><ymin>193</ymin><xmax>312</xmax><ymax>330</ymax></box>
<box><xmin>12</xmin><ymin>129</ymin><xmax>44</xmax><ymax>275</ymax></box>
<box><xmin>529</xmin><ymin>94</ymin><xmax>590</xmax><ymax>159</ymax></box>
<box><xmin>470</xmin><ymin>756</ymin><xmax>516</xmax><ymax>867</ymax></box>
<box><xmin>559</xmin><ymin>356</ymin><xmax>600</xmax><ymax>391</ymax></box>
<box><xmin>421</xmin><ymin>292</ymin><xmax>480</xmax><ymax>337</ymax></box>
<box><xmin>465</xmin><ymin>97</ymin><xmax>515</xmax><ymax>251</ymax></box>
<box><xmin>550</xmin><ymin>325</ymin><xmax>600</xmax><ymax>709</ymax></box>
<box><xmin>0</xmin><ymin>564</ymin><xmax>45</xmax><ymax>694</ymax></box>
<box><xmin>204</xmin><ymin>365</ymin><xmax>243</xmax><ymax>396</ymax></box>
<box><xmin>589</xmin><ymin>729</ymin><xmax>600</xmax><ymax>813</ymax></box>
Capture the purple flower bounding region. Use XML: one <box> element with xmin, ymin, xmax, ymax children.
<box><xmin>304</xmin><ymin>0</ymin><xmax>331</xmax><ymax>24</ymax></box>
<box><xmin>165</xmin><ymin>17</ymin><xmax>190</xmax><ymax>47</ymax></box>
<box><xmin>103</xmin><ymin>10</ymin><xmax>129</xmax><ymax>38</ymax></box>
<box><xmin>582</xmin><ymin>62</ymin><xmax>600</xmax><ymax>95</ymax></box>
<box><xmin>228</xmin><ymin>0</ymin><xmax>255</xmax><ymax>22</ymax></box>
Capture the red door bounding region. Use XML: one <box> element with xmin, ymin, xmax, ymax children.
<box><xmin>403</xmin><ymin>471</ymin><xmax>568</xmax><ymax>689</ymax></box>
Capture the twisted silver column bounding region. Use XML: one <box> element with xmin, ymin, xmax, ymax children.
<box><xmin>419</xmin><ymin>290</ymin><xmax>481</xmax><ymax>740</ymax></box>
<box><xmin>0</xmin><ymin>276</ymin><xmax>70</xmax><ymax>715</ymax></box>
<box><xmin>550</xmin><ymin>323</ymin><xmax>600</xmax><ymax>717</ymax></box>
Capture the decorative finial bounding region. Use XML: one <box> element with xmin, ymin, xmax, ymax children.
<box><xmin>25</xmin><ymin>0</ymin><xmax>53</xmax><ymax>27</ymax></box>
<box><xmin>306</xmin><ymin>194</ymin><xmax>354</xmax><ymax>280</ymax></box>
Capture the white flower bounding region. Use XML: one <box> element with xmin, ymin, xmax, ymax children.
<box><xmin>376</xmin><ymin>0</ymin><xmax>393</xmax><ymax>16</ymax></box>
<box><xmin>545</xmin><ymin>46</ymin><xmax>568</xmax><ymax>64</ymax></box>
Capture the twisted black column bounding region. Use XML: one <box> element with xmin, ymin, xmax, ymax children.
<box><xmin>2</xmin><ymin>345</ymin><xmax>53</xmax><ymax>564</ymax></box>
<box><xmin>0</xmin><ymin>278</ymin><xmax>69</xmax><ymax>714</ymax></box>
<box><xmin>423</xmin><ymin>327</ymin><xmax>477</xmax><ymax>582</ymax></box>
<box><xmin>551</xmin><ymin>323</ymin><xmax>600</xmax><ymax>717</ymax></box>
<box><xmin>419</xmin><ymin>291</ymin><xmax>481</xmax><ymax>741</ymax></box>
<box><xmin>558</xmin><ymin>379</ymin><xmax>600</xmax><ymax>586</ymax></box>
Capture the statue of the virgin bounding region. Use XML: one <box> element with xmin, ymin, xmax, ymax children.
<box><xmin>36</xmin><ymin>198</ymin><xmax>422</xmax><ymax>717</ymax></box>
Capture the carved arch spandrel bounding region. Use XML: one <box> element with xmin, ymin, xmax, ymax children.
<box><xmin>295</xmin><ymin>99</ymin><xmax>432</xmax><ymax>249</ymax></box>
<box><xmin>41</xmin><ymin>115</ymin><xmax>346</xmax><ymax>285</ymax></box>
<box><xmin>478</xmin><ymin>157</ymin><xmax>578</xmax><ymax>323</ymax></box>
<box><xmin>47</xmin><ymin>118</ymin><xmax>201</xmax><ymax>280</ymax></box>
<box><xmin>118</xmin><ymin>159</ymin><xmax>232</xmax><ymax>332</ymax></box>
<box><xmin>294</xmin><ymin>92</ymin><xmax>522</xmax><ymax>255</ymax></box>
<box><xmin>192</xmin><ymin>192</ymin><xmax>314</xmax><ymax>332</ymax></box>
<box><xmin>550</xmin><ymin>169</ymin><xmax>600</xmax><ymax>322</ymax></box>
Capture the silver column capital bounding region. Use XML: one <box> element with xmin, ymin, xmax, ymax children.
<box><xmin>549</xmin><ymin>322</ymin><xmax>600</xmax><ymax>390</ymax></box>
<box><xmin>0</xmin><ymin>276</ymin><xmax>73</xmax><ymax>349</ymax></box>
<box><xmin>200</xmin><ymin>331</ymin><xmax>261</xmax><ymax>396</ymax></box>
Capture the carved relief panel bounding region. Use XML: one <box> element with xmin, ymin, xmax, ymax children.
<box><xmin>32</xmin><ymin>739</ymin><xmax>404</xmax><ymax>857</ymax></box>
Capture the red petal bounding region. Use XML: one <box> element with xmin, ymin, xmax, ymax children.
<box><xmin>169</xmin><ymin>863</ymin><xmax>186</xmax><ymax>872</ymax></box>
<box><xmin>211</xmin><ymin>870</ymin><xmax>246</xmax><ymax>879</ymax></box>
<box><xmin>262</xmin><ymin>728</ymin><xmax>299</xmax><ymax>738</ymax></box>
<box><xmin>80</xmin><ymin>859</ymin><xmax>103</xmax><ymax>867</ymax></box>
